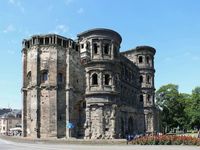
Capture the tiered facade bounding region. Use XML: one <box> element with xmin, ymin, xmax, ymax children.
<box><xmin>22</xmin><ymin>28</ymin><xmax>158</xmax><ymax>139</ymax></box>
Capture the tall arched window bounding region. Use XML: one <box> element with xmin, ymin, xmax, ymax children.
<box><xmin>27</xmin><ymin>71</ymin><xmax>31</xmax><ymax>85</ymax></box>
<box><xmin>93</xmin><ymin>43</ymin><xmax>98</xmax><ymax>54</ymax></box>
<box><xmin>147</xmin><ymin>94</ymin><xmax>151</xmax><ymax>102</ymax></box>
<box><xmin>92</xmin><ymin>73</ymin><xmax>98</xmax><ymax>85</ymax></box>
<box><xmin>121</xmin><ymin>118</ymin><xmax>125</xmax><ymax>138</ymax></box>
<box><xmin>147</xmin><ymin>75</ymin><xmax>150</xmax><ymax>84</ymax></box>
<box><xmin>128</xmin><ymin>117</ymin><xmax>134</xmax><ymax>134</ymax></box>
<box><xmin>140</xmin><ymin>75</ymin><xmax>143</xmax><ymax>83</ymax></box>
<box><xmin>140</xmin><ymin>95</ymin><xmax>144</xmax><ymax>102</ymax></box>
<box><xmin>104</xmin><ymin>44</ymin><xmax>109</xmax><ymax>55</ymax></box>
<box><xmin>139</xmin><ymin>56</ymin><xmax>143</xmax><ymax>63</ymax></box>
<box><xmin>58</xmin><ymin>73</ymin><xmax>63</xmax><ymax>83</ymax></box>
<box><xmin>104</xmin><ymin>74</ymin><xmax>110</xmax><ymax>85</ymax></box>
<box><xmin>41</xmin><ymin>71</ymin><xmax>48</xmax><ymax>83</ymax></box>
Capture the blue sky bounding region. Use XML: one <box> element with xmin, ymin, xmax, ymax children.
<box><xmin>0</xmin><ymin>0</ymin><xmax>200</xmax><ymax>109</ymax></box>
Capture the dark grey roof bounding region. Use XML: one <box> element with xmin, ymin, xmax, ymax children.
<box><xmin>0</xmin><ymin>108</ymin><xmax>12</xmax><ymax>116</ymax></box>
<box><xmin>0</xmin><ymin>109</ymin><xmax>21</xmax><ymax>118</ymax></box>
<box><xmin>77</xmin><ymin>28</ymin><xmax>122</xmax><ymax>43</ymax></box>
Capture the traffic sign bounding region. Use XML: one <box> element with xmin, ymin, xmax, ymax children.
<box><xmin>66</xmin><ymin>122</ymin><xmax>74</xmax><ymax>129</ymax></box>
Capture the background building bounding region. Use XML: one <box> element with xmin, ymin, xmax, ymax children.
<box><xmin>22</xmin><ymin>28</ymin><xmax>158</xmax><ymax>139</ymax></box>
<box><xmin>0</xmin><ymin>109</ymin><xmax>21</xmax><ymax>135</ymax></box>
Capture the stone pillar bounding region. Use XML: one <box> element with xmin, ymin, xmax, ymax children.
<box><xmin>30</xmin><ymin>46</ymin><xmax>41</xmax><ymax>138</ymax></box>
<box><xmin>22</xmin><ymin>48</ymin><xmax>27</xmax><ymax>137</ymax></box>
<box><xmin>90</xmin><ymin>41</ymin><xmax>93</xmax><ymax>59</ymax></box>
<box><xmin>61</xmin><ymin>39</ymin><xmax>63</xmax><ymax>47</ymax></box>
<box><xmin>55</xmin><ymin>36</ymin><xmax>57</xmax><ymax>45</ymax></box>
<box><xmin>86</xmin><ymin>73</ymin><xmax>90</xmax><ymax>92</ymax></box>
<box><xmin>84</xmin><ymin>105</ymin><xmax>91</xmax><ymax>139</ymax></box>
<box><xmin>48</xmin><ymin>46</ymin><xmax>58</xmax><ymax>137</ymax></box>
<box><xmin>111</xmin><ymin>42</ymin><xmax>114</xmax><ymax>60</ymax></box>
<box><xmin>98</xmin><ymin>105</ymin><xmax>104</xmax><ymax>137</ymax></box>
<box><xmin>49</xmin><ymin>37</ymin><xmax>51</xmax><ymax>44</ymax></box>
<box><xmin>99</xmin><ymin>40</ymin><xmax>103</xmax><ymax>59</ymax></box>
<box><xmin>111</xmin><ymin>75</ymin><xmax>115</xmax><ymax>91</ymax></box>
<box><xmin>99</xmin><ymin>72</ymin><xmax>103</xmax><ymax>90</ymax></box>
<box><xmin>52</xmin><ymin>36</ymin><xmax>54</xmax><ymax>44</ymax></box>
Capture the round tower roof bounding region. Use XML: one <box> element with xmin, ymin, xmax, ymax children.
<box><xmin>77</xmin><ymin>28</ymin><xmax>122</xmax><ymax>44</ymax></box>
<box><xmin>135</xmin><ymin>46</ymin><xmax>156</xmax><ymax>54</ymax></box>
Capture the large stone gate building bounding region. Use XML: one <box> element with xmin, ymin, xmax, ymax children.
<box><xmin>21</xmin><ymin>28</ymin><xmax>158</xmax><ymax>139</ymax></box>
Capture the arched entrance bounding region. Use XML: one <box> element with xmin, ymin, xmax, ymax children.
<box><xmin>128</xmin><ymin>117</ymin><xmax>134</xmax><ymax>134</ymax></box>
<box><xmin>121</xmin><ymin>118</ymin><xmax>125</xmax><ymax>138</ymax></box>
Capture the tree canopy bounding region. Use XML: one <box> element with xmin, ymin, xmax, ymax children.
<box><xmin>156</xmin><ymin>84</ymin><xmax>200</xmax><ymax>133</ymax></box>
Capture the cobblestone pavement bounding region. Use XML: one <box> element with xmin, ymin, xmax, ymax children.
<box><xmin>0</xmin><ymin>138</ymin><xmax>199</xmax><ymax>150</ymax></box>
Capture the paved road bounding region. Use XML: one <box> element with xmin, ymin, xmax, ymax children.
<box><xmin>0</xmin><ymin>138</ymin><xmax>199</xmax><ymax>150</ymax></box>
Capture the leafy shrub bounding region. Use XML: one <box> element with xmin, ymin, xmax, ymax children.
<box><xmin>130</xmin><ymin>135</ymin><xmax>200</xmax><ymax>146</ymax></box>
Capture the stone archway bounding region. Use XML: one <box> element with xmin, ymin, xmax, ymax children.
<box><xmin>128</xmin><ymin>117</ymin><xmax>134</xmax><ymax>134</ymax></box>
<box><xmin>120</xmin><ymin>118</ymin><xmax>125</xmax><ymax>138</ymax></box>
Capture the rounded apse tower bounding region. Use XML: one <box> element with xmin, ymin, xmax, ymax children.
<box><xmin>134</xmin><ymin>46</ymin><xmax>158</xmax><ymax>133</ymax></box>
<box><xmin>78</xmin><ymin>28</ymin><xmax>122</xmax><ymax>139</ymax></box>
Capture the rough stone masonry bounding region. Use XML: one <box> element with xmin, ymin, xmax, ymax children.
<box><xmin>21</xmin><ymin>28</ymin><xmax>159</xmax><ymax>139</ymax></box>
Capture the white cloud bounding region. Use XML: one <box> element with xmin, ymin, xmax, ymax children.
<box><xmin>3</xmin><ymin>24</ymin><xmax>15</xmax><ymax>33</ymax></box>
<box><xmin>163</xmin><ymin>57</ymin><xmax>172</xmax><ymax>62</ymax></box>
<box><xmin>7</xmin><ymin>49</ymin><xmax>16</xmax><ymax>55</ymax></box>
<box><xmin>77</xmin><ymin>8</ymin><xmax>84</xmax><ymax>14</ymax></box>
<box><xmin>51</xmin><ymin>25</ymin><xmax>69</xmax><ymax>34</ymax></box>
<box><xmin>64</xmin><ymin>0</ymin><xmax>73</xmax><ymax>5</ymax></box>
<box><xmin>47</xmin><ymin>5</ymin><xmax>54</xmax><ymax>11</ymax></box>
<box><xmin>192</xmin><ymin>56</ymin><xmax>200</xmax><ymax>61</ymax></box>
<box><xmin>8</xmin><ymin>0</ymin><xmax>25</xmax><ymax>13</ymax></box>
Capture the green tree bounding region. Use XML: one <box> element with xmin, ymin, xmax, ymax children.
<box><xmin>156</xmin><ymin>84</ymin><xmax>189</xmax><ymax>133</ymax></box>
<box><xmin>186</xmin><ymin>87</ymin><xmax>200</xmax><ymax>129</ymax></box>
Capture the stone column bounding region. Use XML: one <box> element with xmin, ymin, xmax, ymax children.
<box><xmin>98</xmin><ymin>105</ymin><xmax>104</xmax><ymax>138</ymax></box>
<box><xmin>65</xmin><ymin>48</ymin><xmax>70</xmax><ymax>138</ymax></box>
<box><xmin>55</xmin><ymin>36</ymin><xmax>57</xmax><ymax>45</ymax></box>
<box><xmin>52</xmin><ymin>36</ymin><xmax>54</xmax><ymax>44</ymax></box>
<box><xmin>99</xmin><ymin>72</ymin><xmax>103</xmax><ymax>90</ymax></box>
<box><xmin>90</xmin><ymin>41</ymin><xmax>93</xmax><ymax>59</ymax></box>
<box><xmin>86</xmin><ymin>73</ymin><xmax>90</xmax><ymax>92</ymax></box>
<box><xmin>22</xmin><ymin>48</ymin><xmax>27</xmax><ymax>137</ymax></box>
<box><xmin>36</xmin><ymin>47</ymin><xmax>41</xmax><ymax>138</ymax></box>
<box><xmin>84</xmin><ymin>105</ymin><xmax>91</xmax><ymax>139</ymax></box>
<box><xmin>111</xmin><ymin>75</ymin><xmax>115</xmax><ymax>91</ymax></box>
<box><xmin>49</xmin><ymin>37</ymin><xmax>51</xmax><ymax>44</ymax></box>
<box><xmin>111</xmin><ymin>42</ymin><xmax>114</xmax><ymax>60</ymax></box>
<box><xmin>99</xmin><ymin>39</ymin><xmax>103</xmax><ymax>59</ymax></box>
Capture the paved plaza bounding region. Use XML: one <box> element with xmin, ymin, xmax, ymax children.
<box><xmin>0</xmin><ymin>138</ymin><xmax>199</xmax><ymax>150</ymax></box>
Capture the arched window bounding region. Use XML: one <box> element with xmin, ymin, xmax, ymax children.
<box><xmin>140</xmin><ymin>75</ymin><xmax>143</xmax><ymax>83</ymax></box>
<box><xmin>58</xmin><ymin>73</ymin><xmax>63</xmax><ymax>83</ymax></box>
<box><xmin>128</xmin><ymin>117</ymin><xmax>134</xmax><ymax>134</ymax></box>
<box><xmin>82</xmin><ymin>101</ymin><xmax>86</xmax><ymax>109</ymax></box>
<box><xmin>147</xmin><ymin>94</ymin><xmax>151</xmax><ymax>102</ymax></box>
<box><xmin>86</xmin><ymin>42</ymin><xmax>90</xmax><ymax>49</ymax></box>
<box><xmin>147</xmin><ymin>75</ymin><xmax>150</xmax><ymax>84</ymax></box>
<box><xmin>140</xmin><ymin>95</ymin><xmax>144</xmax><ymax>102</ymax></box>
<box><xmin>93</xmin><ymin>43</ymin><xmax>98</xmax><ymax>54</ymax></box>
<box><xmin>41</xmin><ymin>71</ymin><xmax>48</xmax><ymax>83</ymax></box>
<box><xmin>139</xmin><ymin>56</ymin><xmax>143</xmax><ymax>63</ymax></box>
<box><xmin>104</xmin><ymin>74</ymin><xmax>110</xmax><ymax>85</ymax></box>
<box><xmin>45</xmin><ymin>37</ymin><xmax>49</xmax><ymax>45</ymax></box>
<box><xmin>121</xmin><ymin>118</ymin><xmax>125</xmax><ymax>138</ymax></box>
<box><xmin>104</xmin><ymin>44</ymin><xmax>109</xmax><ymax>55</ymax></box>
<box><xmin>27</xmin><ymin>71</ymin><xmax>31</xmax><ymax>85</ymax></box>
<box><xmin>92</xmin><ymin>73</ymin><xmax>98</xmax><ymax>85</ymax></box>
